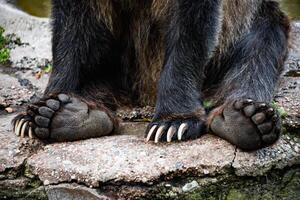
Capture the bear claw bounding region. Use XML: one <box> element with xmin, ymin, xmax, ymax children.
<box><xmin>146</xmin><ymin>119</ymin><xmax>205</xmax><ymax>143</ymax></box>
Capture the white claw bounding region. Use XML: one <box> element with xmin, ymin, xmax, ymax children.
<box><xmin>146</xmin><ymin>125</ymin><xmax>157</xmax><ymax>142</ymax></box>
<box><xmin>13</xmin><ymin>119</ymin><xmax>20</xmax><ymax>133</ymax></box>
<box><xmin>20</xmin><ymin>122</ymin><xmax>28</xmax><ymax>138</ymax></box>
<box><xmin>177</xmin><ymin>123</ymin><xmax>188</xmax><ymax>141</ymax></box>
<box><xmin>15</xmin><ymin>119</ymin><xmax>25</xmax><ymax>136</ymax></box>
<box><xmin>154</xmin><ymin>126</ymin><xmax>165</xmax><ymax>143</ymax></box>
<box><xmin>167</xmin><ymin>126</ymin><xmax>177</xmax><ymax>142</ymax></box>
<box><xmin>28</xmin><ymin>127</ymin><xmax>35</xmax><ymax>139</ymax></box>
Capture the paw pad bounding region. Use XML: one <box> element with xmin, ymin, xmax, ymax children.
<box><xmin>12</xmin><ymin>94</ymin><xmax>68</xmax><ymax>139</ymax></box>
<box><xmin>210</xmin><ymin>99</ymin><xmax>281</xmax><ymax>150</ymax></box>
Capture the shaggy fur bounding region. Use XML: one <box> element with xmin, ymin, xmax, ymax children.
<box><xmin>12</xmin><ymin>0</ymin><xmax>290</xmax><ymax>149</ymax></box>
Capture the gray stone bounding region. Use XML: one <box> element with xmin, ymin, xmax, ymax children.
<box><xmin>46</xmin><ymin>184</ymin><xmax>110</xmax><ymax>200</ymax></box>
<box><xmin>233</xmin><ymin>136</ymin><xmax>300</xmax><ymax>176</ymax></box>
<box><xmin>0</xmin><ymin>2</ymin><xmax>52</xmax><ymax>69</ymax></box>
<box><xmin>27</xmin><ymin>134</ymin><xmax>235</xmax><ymax>187</ymax></box>
<box><xmin>275</xmin><ymin>22</ymin><xmax>300</xmax><ymax>131</ymax></box>
<box><xmin>182</xmin><ymin>180</ymin><xmax>200</xmax><ymax>192</ymax></box>
<box><xmin>0</xmin><ymin>74</ymin><xmax>34</xmax><ymax>107</ymax></box>
<box><xmin>118</xmin><ymin>122</ymin><xmax>148</xmax><ymax>136</ymax></box>
<box><xmin>0</xmin><ymin>115</ymin><xmax>27</xmax><ymax>173</ymax></box>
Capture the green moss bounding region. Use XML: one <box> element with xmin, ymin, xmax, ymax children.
<box><xmin>0</xmin><ymin>48</ymin><xmax>10</xmax><ymax>64</ymax></box>
<box><xmin>226</xmin><ymin>189</ymin><xmax>249</xmax><ymax>200</ymax></box>
<box><xmin>147</xmin><ymin>166</ymin><xmax>300</xmax><ymax>200</ymax></box>
<box><xmin>0</xmin><ymin>26</ymin><xmax>11</xmax><ymax>64</ymax></box>
<box><xmin>183</xmin><ymin>166</ymin><xmax>300</xmax><ymax>200</ymax></box>
<box><xmin>203</xmin><ymin>101</ymin><xmax>214</xmax><ymax>109</ymax></box>
<box><xmin>271</xmin><ymin>101</ymin><xmax>288</xmax><ymax>119</ymax></box>
<box><xmin>43</xmin><ymin>64</ymin><xmax>52</xmax><ymax>73</ymax></box>
<box><xmin>0</xmin><ymin>187</ymin><xmax>47</xmax><ymax>200</ymax></box>
<box><xmin>0</xmin><ymin>26</ymin><xmax>6</xmax><ymax>48</ymax></box>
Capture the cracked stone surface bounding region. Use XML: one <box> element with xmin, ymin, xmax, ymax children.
<box><xmin>27</xmin><ymin>135</ymin><xmax>235</xmax><ymax>187</ymax></box>
<box><xmin>0</xmin><ymin>115</ymin><xmax>26</xmax><ymax>173</ymax></box>
<box><xmin>0</xmin><ymin>114</ymin><xmax>43</xmax><ymax>173</ymax></box>
<box><xmin>233</xmin><ymin>135</ymin><xmax>300</xmax><ymax>176</ymax></box>
<box><xmin>0</xmin><ymin>74</ymin><xmax>34</xmax><ymax>108</ymax></box>
<box><xmin>275</xmin><ymin>22</ymin><xmax>300</xmax><ymax>131</ymax></box>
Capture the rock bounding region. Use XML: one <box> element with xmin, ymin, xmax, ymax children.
<box><xmin>182</xmin><ymin>180</ymin><xmax>200</xmax><ymax>192</ymax></box>
<box><xmin>118</xmin><ymin>122</ymin><xmax>148</xmax><ymax>136</ymax></box>
<box><xmin>0</xmin><ymin>115</ymin><xmax>27</xmax><ymax>173</ymax></box>
<box><xmin>15</xmin><ymin>70</ymin><xmax>49</xmax><ymax>94</ymax></box>
<box><xmin>0</xmin><ymin>73</ymin><xmax>35</xmax><ymax>107</ymax></box>
<box><xmin>0</xmin><ymin>3</ymin><xmax>53</xmax><ymax>106</ymax></box>
<box><xmin>0</xmin><ymin>2</ymin><xmax>52</xmax><ymax>69</ymax></box>
<box><xmin>233</xmin><ymin>135</ymin><xmax>300</xmax><ymax>176</ymax></box>
<box><xmin>116</xmin><ymin>106</ymin><xmax>154</xmax><ymax>121</ymax></box>
<box><xmin>0</xmin><ymin>178</ymin><xmax>46</xmax><ymax>200</ymax></box>
<box><xmin>275</xmin><ymin>22</ymin><xmax>300</xmax><ymax>131</ymax></box>
<box><xmin>0</xmin><ymin>114</ymin><xmax>43</xmax><ymax>174</ymax></box>
<box><xmin>27</xmin><ymin>134</ymin><xmax>235</xmax><ymax>187</ymax></box>
<box><xmin>5</xmin><ymin>107</ymin><xmax>14</xmax><ymax>113</ymax></box>
<box><xmin>46</xmin><ymin>184</ymin><xmax>110</xmax><ymax>200</ymax></box>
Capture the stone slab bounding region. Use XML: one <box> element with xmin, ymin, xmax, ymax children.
<box><xmin>233</xmin><ymin>135</ymin><xmax>300</xmax><ymax>176</ymax></box>
<box><xmin>28</xmin><ymin>134</ymin><xmax>235</xmax><ymax>187</ymax></box>
<box><xmin>0</xmin><ymin>115</ymin><xmax>27</xmax><ymax>173</ymax></box>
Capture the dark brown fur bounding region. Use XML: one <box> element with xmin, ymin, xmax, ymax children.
<box><xmin>12</xmin><ymin>0</ymin><xmax>290</xmax><ymax>149</ymax></box>
<box><xmin>90</xmin><ymin>0</ymin><xmax>289</xmax><ymax>106</ymax></box>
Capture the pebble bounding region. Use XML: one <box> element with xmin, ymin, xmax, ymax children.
<box><xmin>295</xmin><ymin>146</ymin><xmax>299</xmax><ymax>152</ymax></box>
<box><xmin>44</xmin><ymin>180</ymin><xmax>50</xmax><ymax>185</ymax></box>
<box><xmin>5</xmin><ymin>107</ymin><xmax>14</xmax><ymax>113</ymax></box>
<box><xmin>182</xmin><ymin>180</ymin><xmax>199</xmax><ymax>192</ymax></box>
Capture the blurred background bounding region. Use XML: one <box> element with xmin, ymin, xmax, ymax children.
<box><xmin>11</xmin><ymin>0</ymin><xmax>300</xmax><ymax>20</ymax></box>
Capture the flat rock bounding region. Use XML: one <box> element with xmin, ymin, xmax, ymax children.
<box><xmin>0</xmin><ymin>1</ymin><xmax>51</xmax><ymax>69</ymax></box>
<box><xmin>0</xmin><ymin>73</ymin><xmax>34</xmax><ymax>107</ymax></box>
<box><xmin>233</xmin><ymin>135</ymin><xmax>300</xmax><ymax>176</ymax></box>
<box><xmin>27</xmin><ymin>134</ymin><xmax>235</xmax><ymax>187</ymax></box>
<box><xmin>46</xmin><ymin>184</ymin><xmax>110</xmax><ymax>200</ymax></box>
<box><xmin>0</xmin><ymin>2</ymin><xmax>50</xmax><ymax>107</ymax></box>
<box><xmin>275</xmin><ymin>22</ymin><xmax>300</xmax><ymax>130</ymax></box>
<box><xmin>0</xmin><ymin>115</ymin><xmax>29</xmax><ymax>173</ymax></box>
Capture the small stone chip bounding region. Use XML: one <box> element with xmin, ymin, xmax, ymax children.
<box><xmin>182</xmin><ymin>180</ymin><xmax>199</xmax><ymax>192</ymax></box>
<box><xmin>5</xmin><ymin>107</ymin><xmax>14</xmax><ymax>113</ymax></box>
<box><xmin>295</xmin><ymin>146</ymin><xmax>299</xmax><ymax>153</ymax></box>
<box><xmin>44</xmin><ymin>180</ymin><xmax>50</xmax><ymax>185</ymax></box>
